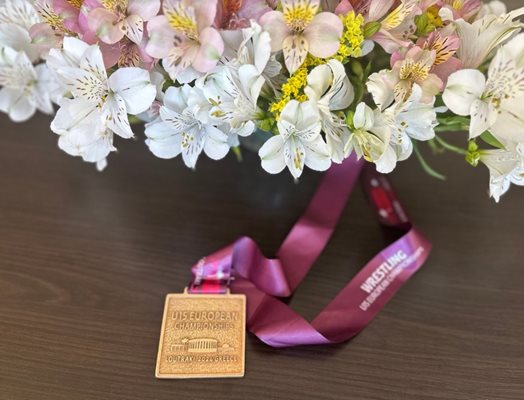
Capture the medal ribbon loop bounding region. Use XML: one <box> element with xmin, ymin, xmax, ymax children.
<box><xmin>188</xmin><ymin>155</ymin><xmax>431</xmax><ymax>347</ymax></box>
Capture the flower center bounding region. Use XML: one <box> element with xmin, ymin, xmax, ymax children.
<box><xmin>283</xmin><ymin>2</ymin><xmax>318</xmax><ymax>32</ymax></box>
<box><xmin>443</xmin><ymin>0</ymin><xmax>464</xmax><ymax>11</ymax></box>
<box><xmin>165</xmin><ymin>4</ymin><xmax>199</xmax><ymax>40</ymax></box>
<box><xmin>399</xmin><ymin>60</ymin><xmax>430</xmax><ymax>83</ymax></box>
<box><xmin>181</xmin><ymin>131</ymin><xmax>196</xmax><ymax>149</ymax></box>
<box><xmin>353</xmin><ymin>129</ymin><xmax>376</xmax><ymax>162</ymax></box>
<box><xmin>0</xmin><ymin>62</ymin><xmax>35</xmax><ymax>91</ymax></box>
<box><xmin>424</xmin><ymin>35</ymin><xmax>457</xmax><ymax>65</ymax></box>
<box><xmin>118</xmin><ymin>38</ymin><xmax>140</xmax><ymax>67</ymax></box>
<box><xmin>35</xmin><ymin>2</ymin><xmax>74</xmax><ymax>35</ymax></box>
<box><xmin>66</xmin><ymin>0</ymin><xmax>83</xmax><ymax>8</ymax></box>
<box><xmin>293</xmin><ymin>147</ymin><xmax>305</xmax><ymax>170</ymax></box>
<box><xmin>101</xmin><ymin>0</ymin><xmax>128</xmax><ymax>14</ymax></box>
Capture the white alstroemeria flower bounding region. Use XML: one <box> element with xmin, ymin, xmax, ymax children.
<box><xmin>145</xmin><ymin>85</ymin><xmax>229</xmax><ymax>169</ymax></box>
<box><xmin>51</xmin><ymin>98</ymin><xmax>115</xmax><ymax>170</ymax></box>
<box><xmin>304</xmin><ymin>59</ymin><xmax>354</xmax><ymax>163</ymax></box>
<box><xmin>454</xmin><ymin>7</ymin><xmax>524</xmax><ymax>68</ymax></box>
<box><xmin>443</xmin><ymin>33</ymin><xmax>524</xmax><ymax>143</ymax></box>
<box><xmin>0</xmin><ymin>47</ymin><xmax>58</xmax><ymax>122</ymax></box>
<box><xmin>203</xmin><ymin>65</ymin><xmax>265</xmax><ymax>138</ymax></box>
<box><xmin>0</xmin><ymin>0</ymin><xmax>42</xmax><ymax>62</ymax></box>
<box><xmin>49</xmin><ymin>40</ymin><xmax>156</xmax><ymax>166</ymax></box>
<box><xmin>345</xmin><ymin>102</ymin><xmax>396</xmax><ymax>173</ymax></box>
<box><xmin>221</xmin><ymin>21</ymin><xmax>281</xmax><ymax>82</ymax></box>
<box><xmin>479</xmin><ymin>143</ymin><xmax>524</xmax><ymax>202</ymax></box>
<box><xmin>258</xmin><ymin>100</ymin><xmax>331</xmax><ymax>178</ymax></box>
<box><xmin>381</xmin><ymin>85</ymin><xmax>438</xmax><ymax>162</ymax></box>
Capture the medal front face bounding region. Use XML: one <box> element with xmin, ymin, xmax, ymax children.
<box><xmin>155</xmin><ymin>292</ymin><xmax>246</xmax><ymax>379</ymax></box>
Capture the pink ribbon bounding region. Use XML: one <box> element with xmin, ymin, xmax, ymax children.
<box><xmin>188</xmin><ymin>155</ymin><xmax>431</xmax><ymax>347</ymax></box>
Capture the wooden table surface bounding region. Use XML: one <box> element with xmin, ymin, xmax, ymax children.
<box><xmin>1</xmin><ymin>14</ymin><xmax>524</xmax><ymax>399</ymax></box>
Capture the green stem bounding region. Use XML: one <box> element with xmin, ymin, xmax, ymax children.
<box><xmin>413</xmin><ymin>142</ymin><xmax>446</xmax><ymax>181</ymax></box>
<box><xmin>232</xmin><ymin>146</ymin><xmax>243</xmax><ymax>162</ymax></box>
<box><xmin>434</xmin><ymin>136</ymin><xmax>468</xmax><ymax>156</ymax></box>
<box><xmin>434</xmin><ymin>124</ymin><xmax>467</xmax><ymax>133</ymax></box>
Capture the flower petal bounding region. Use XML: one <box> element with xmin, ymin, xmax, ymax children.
<box><xmin>469</xmin><ymin>99</ymin><xmax>497</xmax><ymax>138</ymax></box>
<box><xmin>123</xmin><ymin>14</ymin><xmax>144</xmax><ymax>45</ymax></box>
<box><xmin>259</xmin><ymin>134</ymin><xmax>286</xmax><ymax>174</ymax></box>
<box><xmin>0</xmin><ymin>87</ymin><xmax>35</xmax><ymax>122</ymax></box>
<box><xmin>203</xmin><ymin>124</ymin><xmax>230</xmax><ymax>160</ymax></box>
<box><xmin>490</xmin><ymin>100</ymin><xmax>524</xmax><ymax>143</ymax></box>
<box><xmin>323</xmin><ymin>116</ymin><xmax>350</xmax><ymax>163</ymax></box>
<box><xmin>353</xmin><ymin>102</ymin><xmax>374</xmax><ymax>131</ymax></box>
<box><xmin>305</xmin><ymin>63</ymin><xmax>331</xmax><ymax>102</ymax></box>
<box><xmin>144</xmin><ymin>118</ymin><xmax>183</xmax><ymax>159</ymax></box>
<box><xmin>284</xmin><ymin>136</ymin><xmax>306</xmax><ymax>179</ymax></box>
<box><xmin>192</xmin><ymin>27</ymin><xmax>224</xmax><ymax>73</ymax></box>
<box><xmin>326</xmin><ymin>59</ymin><xmax>354</xmax><ymax>110</ymax></box>
<box><xmin>88</xmin><ymin>8</ymin><xmax>124</xmax><ymax>45</ymax></box>
<box><xmin>442</xmin><ymin>69</ymin><xmax>486</xmax><ymax>116</ymax></box>
<box><xmin>367</xmin><ymin>69</ymin><xmax>398</xmax><ymax>110</ymax></box>
<box><xmin>50</xmin><ymin>98</ymin><xmax>98</xmax><ymax>134</ymax></box>
<box><xmin>128</xmin><ymin>0</ymin><xmax>161</xmax><ymax>21</ymax></box>
<box><xmin>192</xmin><ymin>0</ymin><xmax>218</xmax><ymax>30</ymax></box>
<box><xmin>104</xmin><ymin>94</ymin><xmax>134</xmax><ymax>139</ymax></box>
<box><xmin>304</xmin><ymin>135</ymin><xmax>332</xmax><ymax>172</ymax></box>
<box><xmin>375</xmin><ymin>145</ymin><xmax>397</xmax><ymax>174</ymax></box>
<box><xmin>181</xmin><ymin>127</ymin><xmax>205</xmax><ymax>169</ymax></box>
<box><xmin>303</xmin><ymin>12</ymin><xmax>343</xmax><ymax>58</ymax></box>
<box><xmin>283</xmin><ymin>34</ymin><xmax>309</xmax><ymax>74</ymax></box>
<box><xmin>295</xmin><ymin>101</ymin><xmax>321</xmax><ymax>139</ymax></box>
<box><xmin>108</xmin><ymin>67</ymin><xmax>156</xmax><ymax>115</ymax></box>
<box><xmin>259</xmin><ymin>11</ymin><xmax>289</xmax><ymax>52</ymax></box>
<box><xmin>163</xmin><ymin>85</ymin><xmax>190</xmax><ymax>113</ymax></box>
<box><xmin>145</xmin><ymin>15</ymin><xmax>174</xmax><ymax>59</ymax></box>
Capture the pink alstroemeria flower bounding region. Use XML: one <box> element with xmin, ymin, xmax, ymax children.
<box><xmin>417</xmin><ymin>29</ymin><xmax>462</xmax><ymax>84</ymax></box>
<box><xmin>146</xmin><ymin>0</ymin><xmax>224</xmax><ymax>83</ymax></box>
<box><xmin>214</xmin><ymin>0</ymin><xmax>272</xmax><ymax>29</ymax></box>
<box><xmin>260</xmin><ymin>0</ymin><xmax>343</xmax><ymax>74</ymax></box>
<box><xmin>87</xmin><ymin>0</ymin><xmax>160</xmax><ymax>46</ymax></box>
<box><xmin>78</xmin><ymin>0</ymin><xmax>159</xmax><ymax>69</ymax></box>
<box><xmin>367</xmin><ymin>46</ymin><xmax>444</xmax><ymax>109</ymax></box>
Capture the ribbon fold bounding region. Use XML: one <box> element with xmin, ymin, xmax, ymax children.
<box><xmin>188</xmin><ymin>155</ymin><xmax>431</xmax><ymax>347</ymax></box>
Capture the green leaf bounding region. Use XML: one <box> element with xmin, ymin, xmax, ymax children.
<box><xmin>350</xmin><ymin>60</ymin><xmax>364</xmax><ymax>80</ymax></box>
<box><xmin>480</xmin><ymin>131</ymin><xmax>505</xmax><ymax>149</ymax></box>
<box><xmin>413</xmin><ymin>142</ymin><xmax>446</xmax><ymax>181</ymax></box>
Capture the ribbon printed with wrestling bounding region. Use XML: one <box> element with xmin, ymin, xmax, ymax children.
<box><xmin>188</xmin><ymin>155</ymin><xmax>431</xmax><ymax>347</ymax></box>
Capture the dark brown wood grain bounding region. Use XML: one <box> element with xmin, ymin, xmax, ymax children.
<box><xmin>1</xmin><ymin>6</ymin><xmax>524</xmax><ymax>396</ymax></box>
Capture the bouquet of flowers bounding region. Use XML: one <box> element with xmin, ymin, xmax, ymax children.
<box><xmin>1</xmin><ymin>0</ymin><xmax>523</xmax><ymax>201</ymax></box>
